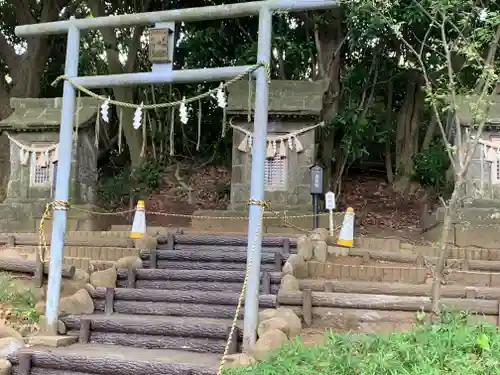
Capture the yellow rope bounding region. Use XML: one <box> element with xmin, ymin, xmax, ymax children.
<box><xmin>38</xmin><ymin>200</ymin><xmax>70</xmax><ymax>263</ymax></box>
<box><xmin>217</xmin><ymin>198</ymin><xmax>266</xmax><ymax>374</ymax></box>
<box><xmin>51</xmin><ymin>62</ymin><xmax>270</xmax><ymax>110</ymax></box>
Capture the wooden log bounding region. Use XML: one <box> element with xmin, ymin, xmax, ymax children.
<box><xmin>92</xmin><ymin>287</ymin><xmax>277</xmax><ymax>307</ymax></box>
<box><xmin>12</xmin><ymin>367</ymin><xmax>96</xmax><ymax>375</ymax></box>
<box><xmin>277</xmin><ymin>291</ymin><xmax>500</xmax><ymax>315</ymax></box>
<box><xmin>0</xmin><ymin>234</ymin><xmax>133</xmax><ymax>248</ymax></box>
<box><xmin>140</xmin><ymin>249</ymin><xmax>275</xmax><ymax>263</ymax></box>
<box><xmin>8</xmin><ymin>350</ymin><xmax>216</xmax><ymax>375</ymax></box>
<box><xmin>104</xmin><ymin>288</ymin><xmax>114</xmax><ymax>315</ymax></box>
<box><xmin>79</xmin><ymin>319</ymin><xmax>90</xmax><ymax>344</ymax></box>
<box><xmin>348</xmin><ymin>248</ymin><xmax>500</xmax><ymax>272</ymax></box>
<box><xmin>149</xmin><ymin>249</ymin><xmax>157</xmax><ymax>269</ymax></box>
<box><xmin>7</xmin><ymin>235</ymin><xmax>15</xmax><ymax>247</ymax></box>
<box><xmin>309</xmin><ymin>280</ymin><xmax>500</xmax><ymax>300</ymax></box>
<box><xmin>17</xmin><ymin>352</ymin><xmax>31</xmax><ymax>375</ymax></box>
<box><xmin>157</xmin><ymin>233</ymin><xmax>296</xmax><ymax>247</ymax></box>
<box><xmin>274</xmin><ymin>252</ymin><xmax>283</xmax><ymax>271</ymax></box>
<box><xmin>61</xmin><ymin>315</ymin><xmax>232</xmax><ymax>339</ymax></box>
<box><xmin>116</xmin><ymin>268</ymin><xmax>282</xmax><ymax>283</ymax></box>
<box><xmin>227</xmin><ymin>327</ymin><xmax>240</xmax><ymax>355</ymax></box>
<box><xmin>166</xmin><ymin>233</ymin><xmax>175</xmax><ymax>250</ymax></box>
<box><xmin>302</xmin><ymin>289</ymin><xmax>312</xmax><ymax>327</ymax></box>
<box><xmin>0</xmin><ymin>257</ymin><xmax>75</xmax><ymax>278</ymax></box>
<box><xmin>262</xmin><ymin>272</ymin><xmax>271</xmax><ymax>295</ymax></box>
<box><xmin>115</xmin><ymin>280</ymin><xmax>280</xmax><ymax>294</ymax></box>
<box><xmin>34</xmin><ymin>253</ymin><xmax>44</xmax><ymax>288</ymax></box>
<box><xmin>76</xmin><ymin>331</ymin><xmax>228</xmax><ymax>353</ymax></box>
<box><xmin>94</xmin><ymin>300</ymin><xmax>246</xmax><ymax>319</ymax></box>
<box><xmin>127</xmin><ymin>268</ymin><xmax>136</xmax><ymax>288</ymax></box>
<box><xmin>166</xmin><ymin>245</ymin><xmax>288</xmax><ymax>253</ymax></box>
<box><xmin>142</xmin><ymin>260</ymin><xmax>277</xmax><ymax>272</ymax></box>
<box><xmin>282</xmin><ymin>238</ymin><xmax>291</xmax><ymax>257</ymax></box>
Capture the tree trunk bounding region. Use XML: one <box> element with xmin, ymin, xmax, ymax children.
<box><xmin>315</xmin><ymin>10</ymin><xmax>343</xmax><ymax>190</ymax></box>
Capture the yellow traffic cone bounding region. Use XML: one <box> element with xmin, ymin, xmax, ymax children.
<box><xmin>130</xmin><ymin>200</ymin><xmax>146</xmax><ymax>239</ymax></box>
<box><xmin>337</xmin><ymin>207</ymin><xmax>355</xmax><ymax>247</ymax></box>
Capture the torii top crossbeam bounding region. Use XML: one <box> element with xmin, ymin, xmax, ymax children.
<box><xmin>15</xmin><ymin>0</ymin><xmax>337</xmax><ymax>36</ymax></box>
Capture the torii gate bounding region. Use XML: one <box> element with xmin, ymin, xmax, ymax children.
<box><xmin>15</xmin><ymin>0</ymin><xmax>337</xmax><ymax>349</ymax></box>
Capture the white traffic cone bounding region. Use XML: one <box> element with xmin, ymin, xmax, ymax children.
<box><xmin>337</xmin><ymin>207</ymin><xmax>355</xmax><ymax>247</ymax></box>
<box><xmin>130</xmin><ymin>200</ymin><xmax>146</xmax><ymax>239</ymax></box>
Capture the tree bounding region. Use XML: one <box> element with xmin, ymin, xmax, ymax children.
<box><xmin>367</xmin><ymin>0</ymin><xmax>500</xmax><ymax>314</ymax></box>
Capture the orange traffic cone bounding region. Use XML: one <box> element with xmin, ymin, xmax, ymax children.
<box><xmin>337</xmin><ymin>207</ymin><xmax>355</xmax><ymax>247</ymax></box>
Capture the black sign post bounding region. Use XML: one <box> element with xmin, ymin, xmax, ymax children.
<box><xmin>310</xmin><ymin>163</ymin><xmax>324</xmax><ymax>229</ymax></box>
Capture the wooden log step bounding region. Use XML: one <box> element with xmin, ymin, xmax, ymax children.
<box><xmin>278</xmin><ymin>291</ymin><xmax>500</xmax><ymax>315</ymax></box>
<box><xmin>8</xmin><ymin>345</ymin><xmax>219</xmax><ymax>375</ymax></box>
<box><xmin>93</xmin><ymin>300</ymin><xmax>269</xmax><ymax>319</ymax></box>
<box><xmin>115</xmin><ymin>279</ymin><xmax>280</xmax><ymax>294</ymax></box>
<box><xmin>116</xmin><ymin>268</ymin><xmax>282</xmax><ymax>283</ymax></box>
<box><xmin>307</xmin><ymin>279</ymin><xmax>500</xmax><ymax>299</ymax></box>
<box><xmin>157</xmin><ymin>233</ymin><xmax>295</xmax><ymax>247</ymax></box>
<box><xmin>169</xmin><ymin>245</ymin><xmax>290</xmax><ymax>252</ymax></box>
<box><xmin>62</xmin><ymin>314</ymin><xmax>241</xmax><ymax>340</ymax></box>
<box><xmin>0</xmin><ymin>257</ymin><xmax>75</xmax><ymax>278</ymax></box>
<box><xmin>142</xmin><ymin>260</ymin><xmax>278</xmax><ymax>272</ymax></box>
<box><xmin>67</xmin><ymin>331</ymin><xmax>228</xmax><ymax>353</ymax></box>
<box><xmin>0</xmin><ymin>234</ymin><xmax>134</xmax><ymax>249</ymax></box>
<box><xmin>139</xmin><ymin>249</ymin><xmax>276</xmax><ymax>263</ymax></box>
<box><xmin>91</xmin><ymin>287</ymin><xmax>277</xmax><ymax>306</ymax></box>
<box><xmin>349</xmin><ymin>248</ymin><xmax>500</xmax><ymax>271</ymax></box>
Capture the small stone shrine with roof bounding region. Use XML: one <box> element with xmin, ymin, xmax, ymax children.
<box><xmin>0</xmin><ymin>97</ymin><xmax>104</xmax><ymax>232</ymax></box>
<box><xmin>191</xmin><ymin>80</ymin><xmax>327</xmax><ymax>233</ymax></box>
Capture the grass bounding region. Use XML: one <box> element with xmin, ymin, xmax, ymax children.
<box><xmin>225</xmin><ymin>312</ymin><xmax>500</xmax><ymax>375</ymax></box>
<box><xmin>0</xmin><ymin>272</ymin><xmax>40</xmax><ymax>324</ymax></box>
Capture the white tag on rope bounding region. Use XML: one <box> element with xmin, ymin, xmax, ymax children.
<box><xmin>133</xmin><ymin>103</ymin><xmax>143</xmax><ymax>129</ymax></box>
<box><xmin>101</xmin><ymin>98</ymin><xmax>110</xmax><ymax>123</ymax></box>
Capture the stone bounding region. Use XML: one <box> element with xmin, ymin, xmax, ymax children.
<box><xmin>38</xmin><ymin>315</ymin><xmax>67</xmax><ymax>335</ymax></box>
<box><xmin>89</xmin><ymin>267</ymin><xmax>117</xmax><ymax>288</ymax></box>
<box><xmin>252</xmin><ymin>329</ymin><xmax>288</xmax><ymax>361</ymax></box>
<box><xmin>282</xmin><ymin>254</ymin><xmax>308</xmax><ymax>278</ymax></box>
<box><xmin>275</xmin><ymin>307</ymin><xmax>302</xmax><ymax>338</ymax></box>
<box><xmin>115</xmin><ymin>256</ymin><xmax>142</xmax><ymax>270</ymax></box>
<box><xmin>0</xmin><ymin>359</ymin><xmax>12</xmax><ymax>375</ymax></box>
<box><xmin>313</xmin><ymin>241</ymin><xmax>328</xmax><ymax>262</ymax></box>
<box><xmin>59</xmin><ymin>269</ymin><xmax>90</xmax><ymax>298</ymax></box>
<box><xmin>309</xmin><ymin>228</ymin><xmax>328</xmax><ymax>242</ymax></box>
<box><xmin>325</xmin><ymin>235</ymin><xmax>337</xmax><ymax>246</ymax></box>
<box><xmin>0</xmin><ymin>323</ymin><xmax>22</xmax><ymax>340</ymax></box>
<box><xmin>35</xmin><ymin>301</ymin><xmax>45</xmax><ymax>314</ymax></box>
<box><xmin>29</xmin><ymin>335</ymin><xmax>77</xmax><ymax>347</ymax></box>
<box><xmin>134</xmin><ymin>236</ymin><xmax>157</xmax><ymax>250</ymax></box>
<box><xmin>59</xmin><ymin>289</ymin><xmax>94</xmax><ymax>315</ymax></box>
<box><xmin>280</xmin><ymin>274</ymin><xmax>300</xmax><ymax>292</ymax></box>
<box><xmin>257</xmin><ymin>317</ymin><xmax>290</xmax><ymax>338</ymax></box>
<box><xmin>224</xmin><ymin>353</ymin><xmax>256</xmax><ymax>368</ymax></box>
<box><xmin>258</xmin><ymin>309</ymin><xmax>278</xmax><ymax>324</ymax></box>
<box><xmin>296</xmin><ymin>235</ymin><xmax>313</xmax><ymax>260</ymax></box>
<box><xmin>327</xmin><ymin>245</ymin><xmax>349</xmax><ymax>257</ymax></box>
<box><xmin>0</xmin><ymin>337</ymin><xmax>24</xmax><ymax>358</ymax></box>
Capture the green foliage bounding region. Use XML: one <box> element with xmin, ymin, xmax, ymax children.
<box><xmin>225</xmin><ymin>314</ymin><xmax>500</xmax><ymax>375</ymax></box>
<box><xmin>98</xmin><ymin>158</ymin><xmax>164</xmax><ymax>208</ymax></box>
<box><xmin>412</xmin><ymin>139</ymin><xmax>451</xmax><ymax>192</ymax></box>
<box><xmin>0</xmin><ymin>273</ymin><xmax>39</xmax><ymax>324</ymax></box>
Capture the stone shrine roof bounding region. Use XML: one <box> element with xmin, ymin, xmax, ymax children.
<box><xmin>0</xmin><ymin>97</ymin><xmax>99</xmax><ymax>131</ymax></box>
<box><xmin>227</xmin><ymin>80</ymin><xmax>326</xmax><ymax>116</ymax></box>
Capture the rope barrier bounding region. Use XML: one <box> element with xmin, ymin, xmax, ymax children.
<box><xmin>51</xmin><ymin>62</ymin><xmax>271</xmax><ymax>110</ymax></box>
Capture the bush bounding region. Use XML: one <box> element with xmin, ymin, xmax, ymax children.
<box><xmin>98</xmin><ymin>160</ymin><xmax>163</xmax><ymax>208</ymax></box>
<box><xmin>412</xmin><ymin>139</ymin><xmax>451</xmax><ymax>194</ymax></box>
<box><xmin>225</xmin><ymin>313</ymin><xmax>500</xmax><ymax>375</ymax></box>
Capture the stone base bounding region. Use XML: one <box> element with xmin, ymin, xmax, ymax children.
<box><xmin>421</xmin><ymin>200</ymin><xmax>500</xmax><ymax>247</ymax></box>
<box><xmin>28</xmin><ymin>335</ymin><xmax>77</xmax><ymax>347</ymax></box>
<box><xmin>0</xmin><ymin>200</ymin><xmax>108</xmax><ymax>233</ymax></box>
<box><xmin>190</xmin><ymin>209</ymin><xmax>345</xmax><ymax>234</ymax></box>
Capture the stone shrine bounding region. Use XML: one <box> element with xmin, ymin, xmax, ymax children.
<box><xmin>0</xmin><ymin>97</ymin><xmax>105</xmax><ymax>232</ymax></box>
<box><xmin>191</xmin><ymin>80</ymin><xmax>330</xmax><ymax>233</ymax></box>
